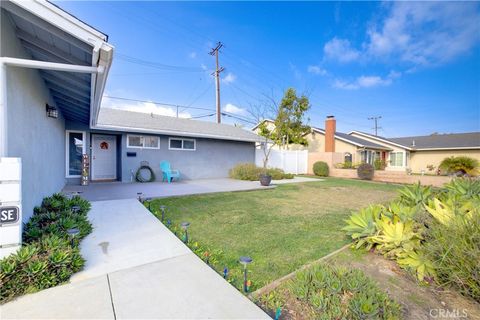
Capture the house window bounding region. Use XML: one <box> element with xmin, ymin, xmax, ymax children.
<box><xmin>169</xmin><ymin>138</ymin><xmax>196</xmax><ymax>151</ymax></box>
<box><xmin>127</xmin><ymin>135</ymin><xmax>160</xmax><ymax>149</ymax></box>
<box><xmin>344</xmin><ymin>152</ymin><xmax>352</xmax><ymax>163</ymax></box>
<box><xmin>66</xmin><ymin>130</ymin><xmax>86</xmax><ymax>177</ymax></box>
<box><xmin>360</xmin><ymin>150</ymin><xmax>374</xmax><ymax>164</ymax></box>
<box><xmin>390</xmin><ymin>152</ymin><xmax>404</xmax><ymax>167</ymax></box>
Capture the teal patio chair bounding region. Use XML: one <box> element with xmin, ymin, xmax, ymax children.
<box><xmin>160</xmin><ymin>161</ymin><xmax>180</xmax><ymax>183</ymax></box>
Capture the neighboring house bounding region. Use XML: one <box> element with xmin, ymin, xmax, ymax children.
<box><xmin>350</xmin><ymin>131</ymin><xmax>480</xmax><ymax>173</ymax></box>
<box><xmin>252</xmin><ymin>116</ymin><xmax>480</xmax><ymax>173</ymax></box>
<box><xmin>1</xmin><ymin>0</ymin><xmax>262</xmax><ymax>228</ymax></box>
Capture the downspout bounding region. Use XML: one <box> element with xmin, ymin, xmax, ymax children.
<box><xmin>0</xmin><ymin>62</ymin><xmax>7</xmax><ymax>157</ymax></box>
<box><xmin>0</xmin><ymin>57</ymin><xmax>104</xmax><ymax>157</ymax></box>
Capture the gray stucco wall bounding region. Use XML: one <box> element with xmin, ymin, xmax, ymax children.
<box><xmin>64</xmin><ymin>122</ymin><xmax>255</xmax><ymax>183</ymax></box>
<box><xmin>120</xmin><ymin>135</ymin><xmax>255</xmax><ymax>181</ymax></box>
<box><xmin>2</xmin><ymin>11</ymin><xmax>66</xmax><ymax>222</ymax></box>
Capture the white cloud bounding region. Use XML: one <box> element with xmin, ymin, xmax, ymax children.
<box><xmin>200</xmin><ymin>63</ymin><xmax>208</xmax><ymax>71</ymax></box>
<box><xmin>367</xmin><ymin>2</ymin><xmax>480</xmax><ymax>66</ymax></box>
<box><xmin>323</xmin><ymin>38</ymin><xmax>361</xmax><ymax>63</ymax></box>
<box><xmin>224</xmin><ymin>103</ymin><xmax>247</xmax><ymax>115</ymax></box>
<box><xmin>189</xmin><ymin>52</ymin><xmax>197</xmax><ymax>59</ymax></box>
<box><xmin>324</xmin><ymin>2</ymin><xmax>480</xmax><ymax>68</ymax></box>
<box><xmin>102</xmin><ymin>96</ymin><xmax>191</xmax><ymax>118</ymax></box>
<box><xmin>333</xmin><ymin>71</ymin><xmax>401</xmax><ymax>90</ymax></box>
<box><xmin>222</xmin><ymin>72</ymin><xmax>236</xmax><ymax>84</ymax></box>
<box><xmin>307</xmin><ymin>65</ymin><xmax>327</xmax><ymax>75</ymax></box>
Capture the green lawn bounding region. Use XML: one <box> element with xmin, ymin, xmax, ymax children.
<box><xmin>149</xmin><ymin>177</ymin><xmax>402</xmax><ymax>292</ymax></box>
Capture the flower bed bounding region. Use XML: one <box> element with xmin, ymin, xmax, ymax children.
<box><xmin>343</xmin><ymin>178</ymin><xmax>480</xmax><ymax>302</ymax></box>
<box><xmin>0</xmin><ymin>193</ymin><xmax>92</xmax><ymax>303</ymax></box>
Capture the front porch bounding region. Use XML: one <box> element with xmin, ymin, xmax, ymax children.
<box><xmin>62</xmin><ymin>177</ymin><xmax>318</xmax><ymax>201</ymax></box>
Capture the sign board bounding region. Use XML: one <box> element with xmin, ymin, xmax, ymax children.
<box><xmin>0</xmin><ymin>157</ymin><xmax>22</xmax><ymax>259</ymax></box>
<box><xmin>1</xmin><ymin>206</ymin><xmax>19</xmax><ymax>225</ymax></box>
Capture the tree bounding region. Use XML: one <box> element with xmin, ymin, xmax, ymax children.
<box><xmin>257</xmin><ymin>88</ymin><xmax>311</xmax><ymax>170</ymax></box>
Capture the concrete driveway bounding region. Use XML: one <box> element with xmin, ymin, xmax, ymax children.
<box><xmin>2</xmin><ymin>199</ymin><xmax>269</xmax><ymax>319</ymax></box>
<box><xmin>62</xmin><ymin>177</ymin><xmax>319</xmax><ymax>202</ymax></box>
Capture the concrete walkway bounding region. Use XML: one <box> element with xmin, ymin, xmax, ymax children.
<box><xmin>62</xmin><ymin>177</ymin><xmax>320</xmax><ymax>202</ymax></box>
<box><xmin>2</xmin><ymin>199</ymin><xmax>269</xmax><ymax>319</ymax></box>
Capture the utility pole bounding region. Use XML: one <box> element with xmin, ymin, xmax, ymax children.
<box><xmin>368</xmin><ymin>116</ymin><xmax>382</xmax><ymax>136</ymax></box>
<box><xmin>209</xmin><ymin>42</ymin><xmax>224</xmax><ymax>124</ymax></box>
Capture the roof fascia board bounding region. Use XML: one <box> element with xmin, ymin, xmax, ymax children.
<box><xmin>413</xmin><ymin>147</ymin><xmax>480</xmax><ymax>151</ymax></box>
<box><xmin>349</xmin><ymin>130</ymin><xmax>412</xmax><ymax>150</ymax></box>
<box><xmin>93</xmin><ymin>123</ymin><xmax>263</xmax><ymax>143</ymax></box>
<box><xmin>10</xmin><ymin>0</ymin><xmax>107</xmax><ymax>45</ymax></box>
<box><xmin>311</xmin><ymin>127</ymin><xmax>365</xmax><ymax>148</ymax></box>
<box><xmin>251</xmin><ymin>119</ymin><xmax>274</xmax><ymax>131</ymax></box>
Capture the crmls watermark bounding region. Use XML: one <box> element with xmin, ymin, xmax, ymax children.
<box><xmin>429</xmin><ymin>308</ymin><xmax>468</xmax><ymax>318</ymax></box>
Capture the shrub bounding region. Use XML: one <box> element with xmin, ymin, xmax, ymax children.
<box><xmin>229</xmin><ymin>163</ymin><xmax>293</xmax><ymax>181</ymax></box>
<box><xmin>266</xmin><ymin>168</ymin><xmax>293</xmax><ymax>180</ymax></box>
<box><xmin>229</xmin><ymin>163</ymin><xmax>262</xmax><ymax>181</ymax></box>
<box><xmin>0</xmin><ymin>193</ymin><xmax>92</xmax><ymax>303</ymax></box>
<box><xmin>259</xmin><ymin>264</ymin><xmax>401</xmax><ymax>319</ymax></box>
<box><xmin>439</xmin><ymin>156</ymin><xmax>479</xmax><ymax>175</ymax></box>
<box><xmin>357</xmin><ymin>163</ymin><xmax>374</xmax><ymax>180</ymax></box>
<box><xmin>422</xmin><ymin>213</ymin><xmax>480</xmax><ymax>301</ymax></box>
<box><xmin>374</xmin><ymin>159</ymin><xmax>387</xmax><ymax>170</ymax></box>
<box><xmin>312</xmin><ymin>161</ymin><xmax>329</xmax><ymax>177</ymax></box>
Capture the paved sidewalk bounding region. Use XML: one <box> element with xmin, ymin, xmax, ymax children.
<box><xmin>62</xmin><ymin>177</ymin><xmax>320</xmax><ymax>202</ymax></box>
<box><xmin>1</xmin><ymin>199</ymin><xmax>269</xmax><ymax>319</ymax></box>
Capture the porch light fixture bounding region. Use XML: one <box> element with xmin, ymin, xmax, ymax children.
<box><xmin>181</xmin><ymin>222</ymin><xmax>190</xmax><ymax>243</ymax></box>
<box><xmin>239</xmin><ymin>256</ymin><xmax>253</xmax><ymax>292</ymax></box>
<box><xmin>67</xmin><ymin>228</ymin><xmax>80</xmax><ymax>247</ymax></box>
<box><xmin>46</xmin><ymin>104</ymin><xmax>58</xmax><ymax>118</ymax></box>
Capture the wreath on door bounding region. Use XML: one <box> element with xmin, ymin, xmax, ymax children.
<box><xmin>135</xmin><ymin>161</ymin><xmax>156</xmax><ymax>183</ymax></box>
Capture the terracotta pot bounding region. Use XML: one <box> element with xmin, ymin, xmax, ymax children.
<box><xmin>259</xmin><ymin>174</ymin><xmax>272</xmax><ymax>186</ymax></box>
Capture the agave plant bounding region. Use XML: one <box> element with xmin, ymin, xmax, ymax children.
<box><xmin>444</xmin><ymin>178</ymin><xmax>480</xmax><ymax>199</ymax></box>
<box><xmin>342</xmin><ymin>205</ymin><xmax>384</xmax><ymax>249</ymax></box>
<box><xmin>424</xmin><ymin>197</ymin><xmax>476</xmax><ymax>226</ymax></box>
<box><xmin>398</xmin><ymin>182</ymin><xmax>433</xmax><ymax>207</ymax></box>
<box><xmin>397</xmin><ymin>249</ymin><xmax>436</xmax><ymax>281</ymax></box>
<box><xmin>386</xmin><ymin>202</ymin><xmax>418</xmax><ymax>222</ymax></box>
<box><xmin>369</xmin><ymin>215</ymin><xmax>422</xmax><ymax>257</ymax></box>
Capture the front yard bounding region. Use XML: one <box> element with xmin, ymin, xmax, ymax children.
<box><xmin>149</xmin><ymin>178</ymin><xmax>401</xmax><ymax>292</ymax></box>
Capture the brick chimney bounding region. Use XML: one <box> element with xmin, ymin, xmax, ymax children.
<box><xmin>325</xmin><ymin>115</ymin><xmax>336</xmax><ymax>152</ymax></box>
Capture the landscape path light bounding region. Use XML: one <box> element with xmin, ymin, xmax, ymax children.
<box><xmin>239</xmin><ymin>256</ymin><xmax>253</xmax><ymax>293</ymax></box>
<box><xmin>181</xmin><ymin>222</ymin><xmax>190</xmax><ymax>243</ymax></box>
<box><xmin>159</xmin><ymin>205</ymin><xmax>167</xmax><ymax>222</ymax></box>
<box><xmin>67</xmin><ymin>228</ymin><xmax>80</xmax><ymax>247</ymax></box>
<box><xmin>145</xmin><ymin>197</ymin><xmax>152</xmax><ymax>210</ymax></box>
<box><xmin>71</xmin><ymin>205</ymin><xmax>80</xmax><ymax>214</ymax></box>
<box><xmin>137</xmin><ymin>192</ymin><xmax>143</xmax><ymax>202</ymax></box>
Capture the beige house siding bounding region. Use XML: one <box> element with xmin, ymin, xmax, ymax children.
<box><xmin>409</xmin><ymin>149</ymin><xmax>480</xmax><ymax>173</ymax></box>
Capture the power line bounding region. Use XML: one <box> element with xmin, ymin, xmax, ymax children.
<box><xmin>116</xmin><ymin>53</ymin><xmax>205</xmax><ymax>72</ymax></box>
<box><xmin>103</xmin><ymin>95</ymin><xmax>215</xmax><ymax>112</ymax></box>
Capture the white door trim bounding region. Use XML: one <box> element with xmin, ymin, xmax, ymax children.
<box><xmin>65</xmin><ymin>130</ymin><xmax>86</xmax><ymax>178</ymax></box>
<box><xmin>91</xmin><ymin>134</ymin><xmax>117</xmax><ymax>181</ymax></box>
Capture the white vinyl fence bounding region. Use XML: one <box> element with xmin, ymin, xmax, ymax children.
<box><xmin>255</xmin><ymin>149</ymin><xmax>308</xmax><ymax>174</ymax></box>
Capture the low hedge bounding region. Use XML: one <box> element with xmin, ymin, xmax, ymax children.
<box><xmin>0</xmin><ymin>193</ymin><xmax>92</xmax><ymax>303</ymax></box>
<box><xmin>312</xmin><ymin>161</ymin><xmax>329</xmax><ymax>177</ymax></box>
<box><xmin>229</xmin><ymin>163</ymin><xmax>294</xmax><ymax>181</ymax></box>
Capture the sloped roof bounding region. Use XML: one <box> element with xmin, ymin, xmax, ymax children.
<box><xmin>96</xmin><ymin>108</ymin><xmax>263</xmax><ymax>143</ymax></box>
<box><xmin>389</xmin><ymin>132</ymin><xmax>480</xmax><ymax>150</ymax></box>
<box><xmin>312</xmin><ymin>128</ymin><xmax>391</xmax><ymax>150</ymax></box>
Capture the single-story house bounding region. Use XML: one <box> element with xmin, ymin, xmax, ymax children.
<box><xmin>0</xmin><ymin>0</ymin><xmax>262</xmax><ymax>234</ymax></box>
<box><xmin>349</xmin><ymin>131</ymin><xmax>480</xmax><ymax>173</ymax></box>
<box><xmin>252</xmin><ymin>117</ymin><xmax>480</xmax><ymax>173</ymax></box>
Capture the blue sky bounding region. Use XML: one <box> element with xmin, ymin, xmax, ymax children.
<box><xmin>56</xmin><ymin>1</ymin><xmax>480</xmax><ymax>137</ymax></box>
